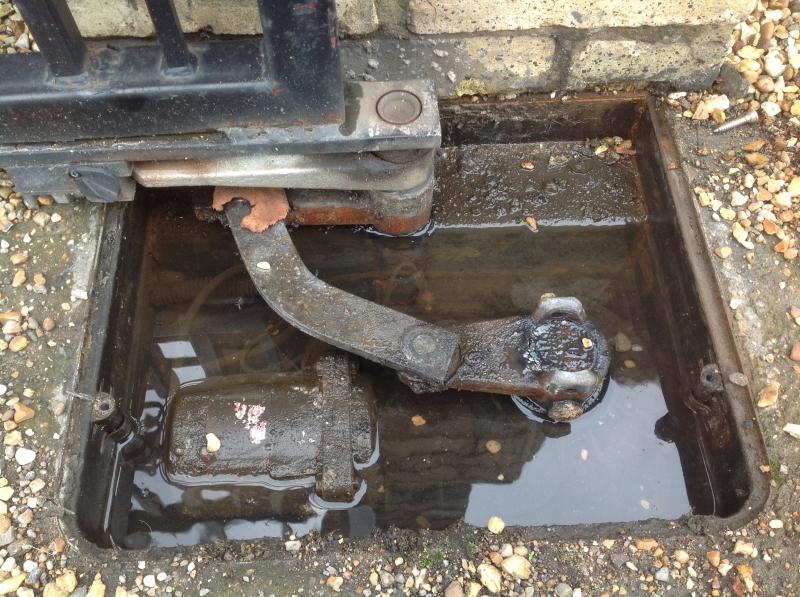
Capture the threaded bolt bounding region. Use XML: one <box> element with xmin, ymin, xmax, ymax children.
<box><xmin>712</xmin><ymin>109</ymin><xmax>758</xmax><ymax>134</ymax></box>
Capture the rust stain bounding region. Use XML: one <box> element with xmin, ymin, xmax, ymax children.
<box><xmin>213</xmin><ymin>187</ymin><xmax>290</xmax><ymax>233</ymax></box>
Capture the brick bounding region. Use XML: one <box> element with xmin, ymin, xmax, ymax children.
<box><xmin>340</xmin><ymin>35</ymin><xmax>554</xmax><ymax>97</ymax></box>
<box><xmin>566</xmin><ymin>31</ymin><xmax>731</xmax><ymax>89</ymax></box>
<box><xmin>66</xmin><ymin>0</ymin><xmax>378</xmax><ymax>38</ymax></box>
<box><xmin>408</xmin><ymin>0</ymin><xmax>754</xmax><ymax>35</ymax></box>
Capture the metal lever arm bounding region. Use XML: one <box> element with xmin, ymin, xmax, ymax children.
<box><xmin>226</xmin><ymin>200</ymin><xmax>461</xmax><ymax>387</ymax></box>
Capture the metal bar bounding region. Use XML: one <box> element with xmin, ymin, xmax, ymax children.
<box><xmin>258</xmin><ymin>0</ymin><xmax>343</xmax><ymax>117</ymax></box>
<box><xmin>132</xmin><ymin>150</ymin><xmax>435</xmax><ymax>191</ymax></box>
<box><xmin>225</xmin><ymin>201</ymin><xmax>461</xmax><ymax>387</ymax></box>
<box><xmin>142</xmin><ymin>0</ymin><xmax>196</xmax><ymax>73</ymax></box>
<box><xmin>14</xmin><ymin>0</ymin><xmax>87</xmax><ymax>77</ymax></box>
<box><xmin>0</xmin><ymin>80</ymin><xmax>440</xmax><ymax>163</ymax></box>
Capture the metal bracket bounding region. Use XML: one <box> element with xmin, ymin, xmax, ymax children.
<box><xmin>5</xmin><ymin>162</ymin><xmax>135</xmax><ymax>207</ymax></box>
<box><xmin>226</xmin><ymin>200</ymin><xmax>610</xmax><ymax>418</ymax></box>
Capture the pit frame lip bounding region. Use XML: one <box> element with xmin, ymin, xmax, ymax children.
<box><xmin>53</xmin><ymin>93</ymin><xmax>770</xmax><ymax>560</ymax></box>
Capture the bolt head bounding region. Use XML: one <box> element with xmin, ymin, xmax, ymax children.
<box><xmin>376</xmin><ymin>91</ymin><xmax>422</xmax><ymax>125</ymax></box>
<box><xmin>411</xmin><ymin>332</ymin><xmax>437</xmax><ymax>355</ymax></box>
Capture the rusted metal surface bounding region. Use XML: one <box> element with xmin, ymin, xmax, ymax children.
<box><xmin>227</xmin><ymin>200</ymin><xmax>462</xmax><ymax>386</ymax></box>
<box><xmin>165</xmin><ymin>355</ymin><xmax>374</xmax><ymax>503</ymax></box>
<box><xmin>284</xmin><ymin>180</ymin><xmax>434</xmax><ymax>236</ymax></box>
<box><xmin>227</xmin><ymin>200</ymin><xmax>610</xmax><ymax>417</ymax></box>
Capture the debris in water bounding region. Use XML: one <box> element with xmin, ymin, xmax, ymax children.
<box><xmin>614</xmin><ymin>331</ymin><xmax>631</xmax><ymax>352</ymax></box>
<box><xmin>581</xmin><ymin>449</ymin><xmax>588</xmax><ymax>460</ymax></box>
<box><xmin>256</xmin><ymin>261</ymin><xmax>271</xmax><ymax>271</ymax></box>
<box><xmin>415</xmin><ymin>515</ymin><xmax>430</xmax><ymax>528</ymax></box>
<box><xmin>485</xmin><ymin>440</ymin><xmax>501</xmax><ymax>454</ymax></box>
<box><xmin>757</xmin><ymin>381</ymin><xmax>780</xmax><ymax>407</ymax></box>
<box><xmin>520</xmin><ymin>162</ymin><xmax>534</xmax><ymax>170</ymax></box>
<box><xmin>487</xmin><ymin>516</ymin><xmax>505</xmax><ymax>534</ymax></box>
<box><xmin>624</xmin><ymin>360</ymin><xmax>636</xmax><ymax>368</ymax></box>
<box><xmin>206</xmin><ymin>433</ymin><xmax>221</xmax><ymax>453</ymax></box>
<box><xmin>411</xmin><ymin>414</ymin><xmax>426</xmax><ymax>426</ymax></box>
<box><xmin>581</xmin><ymin>337</ymin><xmax>593</xmax><ymax>348</ymax></box>
<box><xmin>525</xmin><ymin>216</ymin><xmax>538</xmax><ymax>231</ymax></box>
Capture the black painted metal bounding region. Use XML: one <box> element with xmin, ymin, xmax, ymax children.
<box><xmin>142</xmin><ymin>0</ymin><xmax>196</xmax><ymax>74</ymax></box>
<box><xmin>14</xmin><ymin>0</ymin><xmax>87</xmax><ymax>77</ymax></box>
<box><xmin>0</xmin><ymin>0</ymin><xmax>344</xmax><ymax>144</ymax></box>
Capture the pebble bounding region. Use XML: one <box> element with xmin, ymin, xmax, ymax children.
<box><xmin>729</xmin><ymin>372</ymin><xmax>748</xmax><ymax>386</ymax></box>
<box><xmin>499</xmin><ymin>544</ymin><xmax>513</xmax><ymax>558</ymax></box>
<box><xmin>765</xmin><ymin>54</ymin><xmax>787</xmax><ymax>78</ymax></box>
<box><xmin>554</xmin><ymin>582</ymin><xmax>573</xmax><ymax>597</ymax></box>
<box><xmin>790</xmin><ymin>342</ymin><xmax>800</xmax><ymax>361</ymax></box>
<box><xmin>42</xmin><ymin>318</ymin><xmax>55</xmax><ymax>332</ymax></box>
<box><xmin>655</xmin><ymin>566</ymin><xmax>670</xmax><ymax>582</ymax></box>
<box><xmin>15</xmin><ymin>448</ymin><xmax>36</xmax><ymax>466</ymax></box>
<box><xmin>143</xmin><ymin>575</ymin><xmax>155</xmax><ymax>588</ymax></box>
<box><xmin>487</xmin><ymin>517</ymin><xmax>505</xmax><ymax>534</ymax></box>
<box><xmin>715</xmin><ymin>246</ymin><xmax>732</xmax><ymax>258</ymax></box>
<box><xmin>9</xmin><ymin>253</ymin><xmax>27</xmax><ymax>265</ymax></box>
<box><xmin>501</xmin><ymin>554</ymin><xmax>531</xmax><ymax>580</ymax></box>
<box><xmin>11</xmin><ymin>270</ymin><xmax>24</xmax><ymax>287</ymax></box>
<box><xmin>56</xmin><ymin>571</ymin><xmax>77</xmax><ymax>593</ymax></box>
<box><xmin>13</xmin><ymin>403</ymin><xmax>34</xmax><ymax>423</ymax></box>
<box><xmin>0</xmin><ymin>574</ymin><xmax>26</xmax><ymax>595</ymax></box>
<box><xmin>733</xmin><ymin>540</ymin><xmax>755</xmax><ymax>556</ymax></box>
<box><xmin>477</xmin><ymin>564</ymin><xmax>502</xmax><ymax>594</ymax></box>
<box><xmin>784</xmin><ymin>423</ymin><xmax>800</xmax><ymax>439</ymax></box>
<box><xmin>635</xmin><ymin>538</ymin><xmax>658</xmax><ymax>550</ymax></box>
<box><xmin>769</xmin><ymin>519</ymin><xmax>784</xmax><ymax>528</ymax></box>
<box><xmin>614</xmin><ymin>331</ymin><xmax>631</xmax><ymax>352</ymax></box>
<box><xmin>50</xmin><ymin>213</ymin><xmax>62</xmax><ymax>223</ymax></box>
<box><xmin>674</xmin><ymin>549</ymin><xmax>690</xmax><ymax>564</ymax></box>
<box><xmin>444</xmin><ymin>580</ymin><xmax>463</xmax><ymax>597</ymax></box>
<box><xmin>757</xmin><ymin>380</ymin><xmax>780</xmax><ymax>407</ymax></box>
<box><xmin>8</xmin><ymin>336</ymin><xmax>27</xmax><ymax>352</ymax></box>
<box><xmin>284</xmin><ymin>540</ymin><xmax>301</xmax><ymax>552</ymax></box>
<box><xmin>86</xmin><ymin>578</ymin><xmax>106</xmax><ymax>597</ymax></box>
<box><xmin>205</xmin><ymin>433</ymin><xmax>221</xmax><ymax>453</ymax></box>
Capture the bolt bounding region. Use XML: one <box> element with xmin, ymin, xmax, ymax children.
<box><xmin>411</xmin><ymin>332</ymin><xmax>437</xmax><ymax>355</ymax></box>
<box><xmin>376</xmin><ymin>91</ymin><xmax>422</xmax><ymax>125</ymax></box>
<box><xmin>712</xmin><ymin>109</ymin><xmax>758</xmax><ymax>134</ymax></box>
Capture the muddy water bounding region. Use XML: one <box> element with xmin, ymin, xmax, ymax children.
<box><xmin>121</xmin><ymin>142</ymin><xmax>691</xmax><ymax>548</ymax></box>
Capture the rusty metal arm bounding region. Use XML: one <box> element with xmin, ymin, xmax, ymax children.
<box><xmin>225</xmin><ymin>200</ymin><xmax>461</xmax><ymax>387</ymax></box>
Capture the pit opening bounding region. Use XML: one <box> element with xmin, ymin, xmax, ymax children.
<box><xmin>65</xmin><ymin>95</ymin><xmax>768</xmax><ymax>549</ymax></box>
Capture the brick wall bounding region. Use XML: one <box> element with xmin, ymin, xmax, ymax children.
<box><xmin>66</xmin><ymin>0</ymin><xmax>755</xmax><ymax>94</ymax></box>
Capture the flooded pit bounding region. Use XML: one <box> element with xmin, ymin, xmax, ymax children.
<box><xmin>69</xmin><ymin>96</ymin><xmax>767</xmax><ymax>549</ymax></box>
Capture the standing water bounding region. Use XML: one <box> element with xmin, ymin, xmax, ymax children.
<box><xmin>118</xmin><ymin>140</ymin><xmax>693</xmax><ymax>548</ymax></box>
